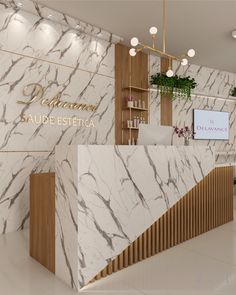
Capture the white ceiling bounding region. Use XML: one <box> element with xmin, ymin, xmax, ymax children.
<box><xmin>35</xmin><ymin>0</ymin><xmax>236</xmax><ymax>73</ymax></box>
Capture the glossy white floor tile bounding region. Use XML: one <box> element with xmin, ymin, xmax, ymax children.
<box><xmin>1</xmin><ymin>210</ymin><xmax>236</xmax><ymax>295</ymax></box>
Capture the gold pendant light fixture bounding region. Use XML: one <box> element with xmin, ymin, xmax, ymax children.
<box><xmin>129</xmin><ymin>0</ymin><xmax>196</xmax><ymax>77</ymax></box>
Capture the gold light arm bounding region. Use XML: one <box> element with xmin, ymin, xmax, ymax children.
<box><xmin>129</xmin><ymin>0</ymin><xmax>195</xmax><ymax>65</ymax></box>
<box><xmin>163</xmin><ymin>0</ymin><xmax>166</xmax><ymax>53</ymax></box>
<box><xmin>138</xmin><ymin>42</ymin><xmax>181</xmax><ymax>61</ymax></box>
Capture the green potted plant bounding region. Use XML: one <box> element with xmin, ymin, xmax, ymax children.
<box><xmin>150</xmin><ymin>73</ymin><xmax>197</xmax><ymax>100</ymax></box>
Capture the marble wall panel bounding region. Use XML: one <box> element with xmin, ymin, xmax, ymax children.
<box><xmin>0</xmin><ymin>0</ymin><xmax>116</xmax><ymax>234</ymax></box>
<box><xmin>149</xmin><ymin>56</ymin><xmax>236</xmax><ymax>153</ymax></box>
<box><xmin>0</xmin><ymin>151</ymin><xmax>53</xmax><ymax>234</ymax></box>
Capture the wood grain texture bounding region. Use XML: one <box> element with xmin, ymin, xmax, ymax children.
<box><xmin>160</xmin><ymin>57</ymin><xmax>172</xmax><ymax>126</ymax></box>
<box><xmin>30</xmin><ymin>173</ymin><xmax>55</xmax><ymax>273</ymax></box>
<box><xmin>115</xmin><ymin>43</ymin><xmax>149</xmax><ymax>145</ymax></box>
<box><xmin>92</xmin><ymin>166</ymin><xmax>234</xmax><ymax>282</ymax></box>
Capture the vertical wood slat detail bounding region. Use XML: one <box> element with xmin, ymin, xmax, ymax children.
<box><xmin>91</xmin><ymin>167</ymin><xmax>234</xmax><ymax>282</ymax></box>
<box><xmin>30</xmin><ymin>173</ymin><xmax>55</xmax><ymax>274</ymax></box>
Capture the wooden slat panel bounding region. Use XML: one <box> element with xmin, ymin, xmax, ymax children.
<box><xmin>30</xmin><ymin>173</ymin><xmax>55</xmax><ymax>274</ymax></box>
<box><xmin>92</xmin><ymin>167</ymin><xmax>234</xmax><ymax>283</ymax></box>
<box><xmin>160</xmin><ymin>57</ymin><xmax>172</xmax><ymax>126</ymax></box>
<box><xmin>115</xmin><ymin>43</ymin><xmax>149</xmax><ymax>145</ymax></box>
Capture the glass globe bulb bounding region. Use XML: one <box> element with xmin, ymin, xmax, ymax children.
<box><xmin>149</xmin><ymin>26</ymin><xmax>158</xmax><ymax>35</ymax></box>
<box><xmin>129</xmin><ymin>48</ymin><xmax>137</xmax><ymax>57</ymax></box>
<box><xmin>232</xmin><ymin>30</ymin><xmax>236</xmax><ymax>39</ymax></box>
<box><xmin>181</xmin><ymin>58</ymin><xmax>188</xmax><ymax>66</ymax></box>
<box><xmin>166</xmin><ymin>69</ymin><xmax>174</xmax><ymax>77</ymax></box>
<box><xmin>187</xmin><ymin>49</ymin><xmax>195</xmax><ymax>57</ymax></box>
<box><xmin>130</xmin><ymin>37</ymin><xmax>139</xmax><ymax>47</ymax></box>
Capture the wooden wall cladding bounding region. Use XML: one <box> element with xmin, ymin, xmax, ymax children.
<box><xmin>30</xmin><ymin>173</ymin><xmax>55</xmax><ymax>273</ymax></box>
<box><xmin>92</xmin><ymin>166</ymin><xmax>234</xmax><ymax>282</ymax></box>
<box><xmin>115</xmin><ymin>43</ymin><xmax>149</xmax><ymax>145</ymax></box>
<box><xmin>160</xmin><ymin>57</ymin><xmax>172</xmax><ymax>126</ymax></box>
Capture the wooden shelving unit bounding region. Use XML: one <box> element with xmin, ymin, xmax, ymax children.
<box><xmin>126</xmin><ymin>106</ymin><xmax>149</xmax><ymax>111</ymax></box>
<box><xmin>121</xmin><ymin>86</ymin><xmax>150</xmax><ymax>144</ymax></box>
<box><xmin>123</xmin><ymin>86</ymin><xmax>150</xmax><ymax>92</ymax></box>
<box><xmin>115</xmin><ymin>44</ymin><xmax>149</xmax><ymax>145</ymax></box>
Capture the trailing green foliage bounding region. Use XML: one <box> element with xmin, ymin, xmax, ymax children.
<box><xmin>150</xmin><ymin>73</ymin><xmax>197</xmax><ymax>99</ymax></box>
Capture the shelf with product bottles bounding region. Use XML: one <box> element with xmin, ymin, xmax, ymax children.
<box><xmin>121</xmin><ymin>83</ymin><xmax>150</xmax><ymax>145</ymax></box>
<box><xmin>122</xmin><ymin>102</ymin><xmax>148</xmax><ymax>145</ymax></box>
<box><xmin>118</xmin><ymin>46</ymin><xmax>150</xmax><ymax>146</ymax></box>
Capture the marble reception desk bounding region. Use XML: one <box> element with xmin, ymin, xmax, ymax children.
<box><xmin>54</xmin><ymin>145</ymin><xmax>215</xmax><ymax>290</ymax></box>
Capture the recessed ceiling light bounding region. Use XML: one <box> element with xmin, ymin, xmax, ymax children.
<box><xmin>48</xmin><ymin>14</ymin><xmax>53</xmax><ymax>19</ymax></box>
<box><xmin>232</xmin><ymin>30</ymin><xmax>236</xmax><ymax>39</ymax></box>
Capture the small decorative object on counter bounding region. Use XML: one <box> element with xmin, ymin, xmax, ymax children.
<box><xmin>173</xmin><ymin>126</ymin><xmax>195</xmax><ymax>146</ymax></box>
<box><xmin>126</xmin><ymin>95</ymin><xmax>135</xmax><ymax>108</ymax></box>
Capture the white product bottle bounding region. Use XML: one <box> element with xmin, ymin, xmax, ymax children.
<box><xmin>142</xmin><ymin>101</ymin><xmax>146</xmax><ymax>109</ymax></box>
<box><xmin>136</xmin><ymin>116</ymin><xmax>140</xmax><ymax>128</ymax></box>
<box><xmin>133</xmin><ymin>116</ymin><xmax>137</xmax><ymax>128</ymax></box>
<box><xmin>138</xmin><ymin>99</ymin><xmax>142</xmax><ymax>108</ymax></box>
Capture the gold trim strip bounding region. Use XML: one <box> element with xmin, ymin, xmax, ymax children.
<box><xmin>0</xmin><ymin>150</ymin><xmax>51</xmax><ymax>153</ymax></box>
<box><xmin>0</xmin><ymin>48</ymin><xmax>114</xmax><ymax>80</ymax></box>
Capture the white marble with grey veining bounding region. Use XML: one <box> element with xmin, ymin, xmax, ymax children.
<box><xmin>0</xmin><ymin>0</ymin><xmax>116</xmax><ymax>234</ymax></box>
<box><xmin>149</xmin><ymin>56</ymin><xmax>236</xmax><ymax>158</ymax></box>
<box><xmin>55</xmin><ymin>144</ymin><xmax>215</xmax><ymax>291</ymax></box>
<box><xmin>0</xmin><ymin>0</ymin><xmax>122</xmax><ymax>44</ymax></box>
<box><xmin>0</xmin><ymin>151</ymin><xmax>53</xmax><ymax>233</ymax></box>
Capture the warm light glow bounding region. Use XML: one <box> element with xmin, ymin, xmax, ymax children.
<box><xmin>166</xmin><ymin>69</ymin><xmax>174</xmax><ymax>77</ymax></box>
<box><xmin>149</xmin><ymin>26</ymin><xmax>158</xmax><ymax>35</ymax></box>
<box><xmin>130</xmin><ymin>37</ymin><xmax>139</xmax><ymax>47</ymax></box>
<box><xmin>129</xmin><ymin>48</ymin><xmax>137</xmax><ymax>57</ymax></box>
<box><xmin>232</xmin><ymin>30</ymin><xmax>236</xmax><ymax>39</ymax></box>
<box><xmin>181</xmin><ymin>58</ymin><xmax>188</xmax><ymax>66</ymax></box>
<box><xmin>187</xmin><ymin>49</ymin><xmax>195</xmax><ymax>57</ymax></box>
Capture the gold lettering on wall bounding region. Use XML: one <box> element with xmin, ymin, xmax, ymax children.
<box><xmin>21</xmin><ymin>114</ymin><xmax>95</xmax><ymax>128</ymax></box>
<box><xmin>17</xmin><ymin>83</ymin><xmax>97</xmax><ymax>112</ymax></box>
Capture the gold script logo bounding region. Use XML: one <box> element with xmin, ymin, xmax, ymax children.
<box><xmin>17</xmin><ymin>83</ymin><xmax>97</xmax><ymax>112</ymax></box>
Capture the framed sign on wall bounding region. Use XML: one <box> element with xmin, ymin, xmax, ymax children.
<box><xmin>193</xmin><ymin>109</ymin><xmax>229</xmax><ymax>140</ymax></box>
